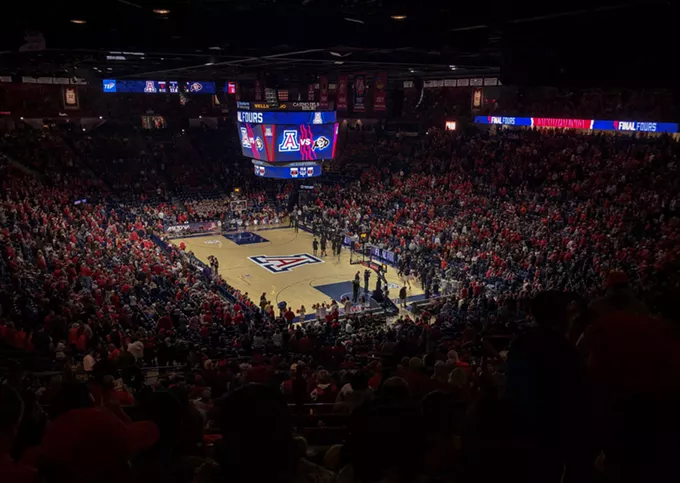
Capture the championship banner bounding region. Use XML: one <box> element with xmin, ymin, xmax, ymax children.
<box><xmin>307</xmin><ymin>84</ymin><xmax>315</xmax><ymax>102</ymax></box>
<box><xmin>373</xmin><ymin>72</ymin><xmax>387</xmax><ymax>111</ymax></box>
<box><xmin>254</xmin><ymin>79</ymin><xmax>262</xmax><ymax>101</ymax></box>
<box><xmin>319</xmin><ymin>75</ymin><xmax>329</xmax><ymax>109</ymax></box>
<box><xmin>234</xmin><ymin>82</ymin><xmax>241</xmax><ymax>101</ymax></box>
<box><xmin>63</xmin><ymin>86</ymin><xmax>79</xmax><ymax>109</ymax></box>
<box><xmin>471</xmin><ymin>87</ymin><xmax>483</xmax><ymax>111</ymax></box>
<box><xmin>337</xmin><ymin>75</ymin><xmax>348</xmax><ymax>110</ymax></box>
<box><xmin>278</xmin><ymin>89</ymin><xmax>289</xmax><ymax>101</ymax></box>
<box><xmin>354</xmin><ymin>75</ymin><xmax>366</xmax><ymax>112</ymax></box>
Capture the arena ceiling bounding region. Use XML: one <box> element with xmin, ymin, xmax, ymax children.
<box><xmin>2</xmin><ymin>0</ymin><xmax>674</xmax><ymax>86</ymax></box>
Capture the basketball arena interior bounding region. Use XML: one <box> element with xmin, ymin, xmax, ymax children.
<box><xmin>0</xmin><ymin>2</ymin><xmax>679</xmax><ymax>483</ymax></box>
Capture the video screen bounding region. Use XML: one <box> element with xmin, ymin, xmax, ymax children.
<box><xmin>238</xmin><ymin>123</ymin><xmax>338</xmax><ymax>162</ymax></box>
<box><xmin>102</xmin><ymin>79</ymin><xmax>215</xmax><ymax>94</ymax></box>
<box><xmin>236</xmin><ymin>110</ymin><xmax>337</xmax><ymax>125</ymax></box>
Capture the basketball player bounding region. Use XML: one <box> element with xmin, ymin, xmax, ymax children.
<box><xmin>313</xmin><ymin>238</ymin><xmax>319</xmax><ymax>256</ymax></box>
<box><xmin>320</xmin><ymin>237</ymin><xmax>327</xmax><ymax>257</ymax></box>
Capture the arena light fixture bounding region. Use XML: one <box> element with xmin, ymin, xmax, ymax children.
<box><xmin>390</xmin><ymin>15</ymin><xmax>407</xmax><ymax>20</ymax></box>
<box><xmin>153</xmin><ymin>8</ymin><xmax>170</xmax><ymax>14</ymax></box>
<box><xmin>71</xmin><ymin>19</ymin><xmax>87</xmax><ymax>24</ymax></box>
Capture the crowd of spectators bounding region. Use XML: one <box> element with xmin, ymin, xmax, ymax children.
<box><xmin>1</xmin><ymin>116</ymin><xmax>680</xmax><ymax>483</ymax></box>
<box><xmin>305</xmin><ymin>129</ymin><xmax>680</xmax><ymax>303</ymax></box>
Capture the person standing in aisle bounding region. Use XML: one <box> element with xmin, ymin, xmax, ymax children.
<box><xmin>352</xmin><ymin>277</ymin><xmax>361</xmax><ymax>303</ymax></box>
<box><xmin>399</xmin><ymin>285</ymin><xmax>408</xmax><ymax>308</ymax></box>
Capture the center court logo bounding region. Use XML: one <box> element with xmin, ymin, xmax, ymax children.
<box><xmin>248</xmin><ymin>253</ymin><xmax>323</xmax><ymax>273</ymax></box>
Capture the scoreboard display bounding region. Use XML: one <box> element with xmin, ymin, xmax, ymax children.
<box><xmin>102</xmin><ymin>79</ymin><xmax>216</xmax><ymax>94</ymax></box>
<box><xmin>239</xmin><ymin>123</ymin><xmax>338</xmax><ymax>162</ymax></box>
<box><xmin>237</xmin><ymin>110</ymin><xmax>337</xmax><ymax>125</ymax></box>
<box><xmin>237</xmin><ymin>110</ymin><xmax>338</xmax><ymax>163</ymax></box>
<box><xmin>252</xmin><ymin>160</ymin><xmax>322</xmax><ymax>179</ymax></box>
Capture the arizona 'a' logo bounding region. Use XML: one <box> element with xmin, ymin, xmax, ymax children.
<box><xmin>278</xmin><ymin>130</ymin><xmax>300</xmax><ymax>152</ymax></box>
<box><xmin>240</xmin><ymin>128</ymin><xmax>251</xmax><ymax>148</ymax></box>
<box><xmin>248</xmin><ymin>253</ymin><xmax>323</xmax><ymax>273</ymax></box>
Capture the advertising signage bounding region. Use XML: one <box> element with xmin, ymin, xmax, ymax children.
<box><xmin>236</xmin><ymin>101</ymin><xmax>329</xmax><ymax>111</ymax></box>
<box><xmin>474</xmin><ymin>115</ymin><xmax>679</xmax><ymax>133</ymax></box>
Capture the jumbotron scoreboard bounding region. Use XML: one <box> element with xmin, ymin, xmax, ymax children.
<box><xmin>236</xmin><ymin>102</ymin><xmax>338</xmax><ymax>179</ymax></box>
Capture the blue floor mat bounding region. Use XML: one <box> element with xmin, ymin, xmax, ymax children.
<box><xmin>223</xmin><ymin>232</ymin><xmax>269</xmax><ymax>245</ymax></box>
<box><xmin>313</xmin><ymin>281</ymin><xmax>378</xmax><ymax>309</ymax></box>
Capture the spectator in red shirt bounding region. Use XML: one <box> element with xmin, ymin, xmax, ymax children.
<box><xmin>283</xmin><ymin>307</ymin><xmax>296</xmax><ymax>325</ymax></box>
<box><xmin>39</xmin><ymin>407</ymin><xmax>158</xmax><ymax>483</ymax></box>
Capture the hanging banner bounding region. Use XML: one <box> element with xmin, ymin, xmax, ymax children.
<box><xmin>63</xmin><ymin>86</ymin><xmax>79</xmax><ymax>109</ymax></box>
<box><xmin>307</xmin><ymin>84</ymin><xmax>315</xmax><ymax>102</ymax></box>
<box><xmin>471</xmin><ymin>87</ymin><xmax>483</xmax><ymax>111</ymax></box>
<box><xmin>278</xmin><ymin>89</ymin><xmax>289</xmax><ymax>101</ymax></box>
<box><xmin>254</xmin><ymin>79</ymin><xmax>262</xmax><ymax>101</ymax></box>
<box><xmin>319</xmin><ymin>75</ymin><xmax>329</xmax><ymax>109</ymax></box>
<box><xmin>337</xmin><ymin>75</ymin><xmax>348</xmax><ymax>110</ymax></box>
<box><xmin>234</xmin><ymin>82</ymin><xmax>240</xmax><ymax>101</ymax></box>
<box><xmin>373</xmin><ymin>72</ymin><xmax>387</xmax><ymax>111</ymax></box>
<box><xmin>354</xmin><ymin>75</ymin><xmax>366</xmax><ymax>112</ymax></box>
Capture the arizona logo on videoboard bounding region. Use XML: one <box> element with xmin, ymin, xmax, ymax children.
<box><xmin>248</xmin><ymin>253</ymin><xmax>323</xmax><ymax>273</ymax></box>
<box><xmin>354</xmin><ymin>75</ymin><xmax>365</xmax><ymax>112</ymax></box>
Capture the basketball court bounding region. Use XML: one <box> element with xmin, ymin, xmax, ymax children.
<box><xmin>169</xmin><ymin>227</ymin><xmax>425</xmax><ymax>322</ymax></box>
